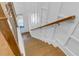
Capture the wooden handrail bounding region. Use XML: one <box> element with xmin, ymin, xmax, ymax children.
<box><xmin>31</xmin><ymin>15</ymin><xmax>75</xmax><ymax>30</ymax></box>
<box><xmin>0</xmin><ymin>17</ymin><xmax>21</xmax><ymax>56</ymax></box>
<box><xmin>0</xmin><ymin>3</ymin><xmax>21</xmax><ymax>55</ymax></box>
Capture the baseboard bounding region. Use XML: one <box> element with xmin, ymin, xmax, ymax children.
<box><xmin>22</xmin><ymin>32</ymin><xmax>30</xmax><ymax>35</ymax></box>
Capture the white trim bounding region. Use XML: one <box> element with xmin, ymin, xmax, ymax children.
<box><xmin>65</xmin><ymin>47</ymin><xmax>76</xmax><ymax>56</ymax></box>
<box><xmin>17</xmin><ymin>27</ymin><xmax>25</xmax><ymax>56</ymax></box>
<box><xmin>70</xmin><ymin>35</ymin><xmax>79</xmax><ymax>42</ymax></box>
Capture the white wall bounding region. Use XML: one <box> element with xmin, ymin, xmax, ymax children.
<box><xmin>14</xmin><ymin>2</ymin><xmax>61</xmax><ymax>32</ymax></box>
<box><xmin>13</xmin><ymin>2</ymin><xmax>33</xmax><ymax>32</ymax></box>
<box><xmin>32</xmin><ymin>3</ymin><xmax>79</xmax><ymax>56</ymax></box>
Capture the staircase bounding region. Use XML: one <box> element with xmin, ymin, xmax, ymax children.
<box><xmin>28</xmin><ymin>3</ymin><xmax>79</xmax><ymax>56</ymax></box>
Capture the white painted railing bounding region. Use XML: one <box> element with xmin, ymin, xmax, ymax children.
<box><xmin>17</xmin><ymin>27</ymin><xmax>25</xmax><ymax>56</ymax></box>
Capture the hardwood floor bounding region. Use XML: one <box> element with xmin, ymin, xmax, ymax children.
<box><xmin>22</xmin><ymin>32</ymin><xmax>66</xmax><ymax>56</ymax></box>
